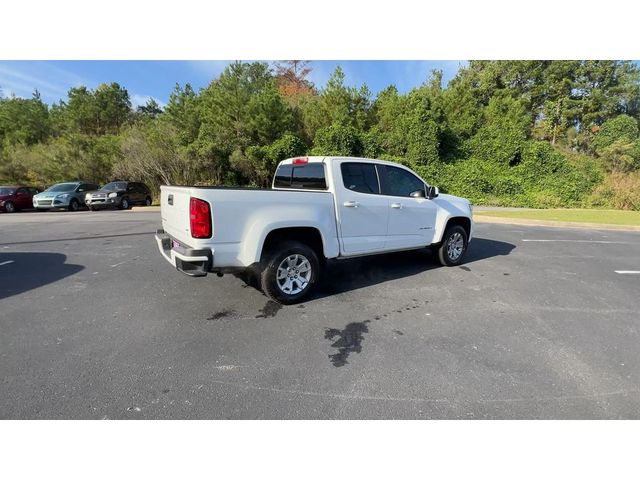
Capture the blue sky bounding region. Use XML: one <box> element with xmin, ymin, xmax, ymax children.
<box><xmin>0</xmin><ymin>60</ymin><xmax>466</xmax><ymax>107</ymax></box>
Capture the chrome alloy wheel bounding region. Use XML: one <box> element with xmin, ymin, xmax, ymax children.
<box><xmin>446</xmin><ymin>232</ymin><xmax>465</xmax><ymax>261</ymax></box>
<box><xmin>276</xmin><ymin>254</ymin><xmax>312</xmax><ymax>295</ymax></box>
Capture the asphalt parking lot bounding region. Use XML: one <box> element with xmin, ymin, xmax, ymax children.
<box><xmin>1</xmin><ymin>210</ymin><xmax>639</xmax><ymax>419</ymax></box>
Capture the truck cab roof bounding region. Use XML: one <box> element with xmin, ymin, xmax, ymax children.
<box><xmin>278</xmin><ymin>156</ymin><xmax>412</xmax><ymax>168</ymax></box>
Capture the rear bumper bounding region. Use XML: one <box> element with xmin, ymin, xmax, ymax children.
<box><xmin>155</xmin><ymin>229</ymin><xmax>213</xmax><ymax>277</ymax></box>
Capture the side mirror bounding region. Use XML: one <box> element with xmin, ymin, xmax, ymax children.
<box><xmin>410</xmin><ymin>189</ymin><xmax>426</xmax><ymax>198</ymax></box>
<box><xmin>427</xmin><ymin>186</ymin><xmax>439</xmax><ymax>199</ymax></box>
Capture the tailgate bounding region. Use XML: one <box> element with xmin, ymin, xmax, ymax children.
<box><xmin>160</xmin><ymin>185</ymin><xmax>194</xmax><ymax>242</ymax></box>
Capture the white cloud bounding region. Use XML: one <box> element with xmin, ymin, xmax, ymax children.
<box><xmin>131</xmin><ymin>94</ymin><xmax>166</xmax><ymax>109</ymax></box>
<box><xmin>0</xmin><ymin>61</ymin><xmax>90</xmax><ymax>103</ymax></box>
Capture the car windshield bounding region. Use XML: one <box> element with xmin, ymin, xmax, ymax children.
<box><xmin>46</xmin><ymin>183</ymin><xmax>78</xmax><ymax>192</ymax></box>
<box><xmin>101</xmin><ymin>182</ymin><xmax>127</xmax><ymax>192</ymax></box>
<box><xmin>0</xmin><ymin>187</ymin><xmax>16</xmax><ymax>195</ymax></box>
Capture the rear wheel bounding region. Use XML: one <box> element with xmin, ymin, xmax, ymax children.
<box><xmin>260</xmin><ymin>241</ymin><xmax>319</xmax><ymax>305</ymax></box>
<box><xmin>68</xmin><ymin>199</ymin><xmax>80</xmax><ymax>212</ymax></box>
<box><xmin>144</xmin><ymin>196</ymin><xmax>152</xmax><ymax>206</ymax></box>
<box><xmin>4</xmin><ymin>201</ymin><xmax>15</xmax><ymax>213</ymax></box>
<box><xmin>437</xmin><ymin>225</ymin><xmax>468</xmax><ymax>266</ymax></box>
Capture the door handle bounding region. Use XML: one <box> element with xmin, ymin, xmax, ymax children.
<box><xmin>343</xmin><ymin>201</ymin><xmax>359</xmax><ymax>208</ymax></box>
<box><xmin>390</xmin><ymin>202</ymin><xmax>403</xmax><ymax>209</ymax></box>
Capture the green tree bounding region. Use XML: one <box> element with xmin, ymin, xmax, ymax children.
<box><xmin>300</xmin><ymin>67</ymin><xmax>373</xmax><ymax>142</ymax></box>
<box><xmin>164</xmin><ymin>83</ymin><xmax>201</xmax><ymax>146</ymax></box>
<box><xmin>598</xmin><ymin>140</ymin><xmax>639</xmax><ymax>173</ymax></box>
<box><xmin>93</xmin><ymin>83</ymin><xmax>131</xmax><ymax>134</ymax></box>
<box><xmin>593</xmin><ymin>114</ymin><xmax>639</xmax><ymax>151</ymax></box>
<box><xmin>56</xmin><ymin>83</ymin><xmax>131</xmax><ymax>135</ymax></box>
<box><xmin>0</xmin><ymin>91</ymin><xmax>50</xmax><ymax>147</ymax></box>
<box><xmin>311</xmin><ymin>123</ymin><xmax>363</xmax><ymax>156</ymax></box>
<box><xmin>136</xmin><ymin>98</ymin><xmax>163</xmax><ymax>119</ymax></box>
<box><xmin>466</xmin><ymin>93</ymin><xmax>530</xmax><ymax>165</ymax></box>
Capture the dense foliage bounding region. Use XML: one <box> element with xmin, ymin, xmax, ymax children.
<box><xmin>2</xmin><ymin>60</ymin><xmax>640</xmax><ymax>209</ymax></box>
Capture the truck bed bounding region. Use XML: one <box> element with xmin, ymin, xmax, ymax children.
<box><xmin>160</xmin><ymin>185</ymin><xmax>339</xmax><ymax>268</ymax></box>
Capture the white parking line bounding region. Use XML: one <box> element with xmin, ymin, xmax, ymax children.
<box><xmin>615</xmin><ymin>271</ymin><xmax>640</xmax><ymax>275</ymax></box>
<box><xmin>0</xmin><ymin>260</ymin><xmax>15</xmax><ymax>267</ymax></box>
<box><xmin>522</xmin><ymin>239</ymin><xmax>632</xmax><ymax>244</ymax></box>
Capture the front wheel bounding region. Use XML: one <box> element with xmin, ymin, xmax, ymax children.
<box><xmin>260</xmin><ymin>241</ymin><xmax>320</xmax><ymax>305</ymax></box>
<box><xmin>119</xmin><ymin>197</ymin><xmax>130</xmax><ymax>210</ymax></box>
<box><xmin>68</xmin><ymin>199</ymin><xmax>80</xmax><ymax>212</ymax></box>
<box><xmin>437</xmin><ymin>225</ymin><xmax>468</xmax><ymax>266</ymax></box>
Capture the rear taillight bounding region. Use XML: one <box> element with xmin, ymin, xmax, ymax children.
<box><xmin>189</xmin><ymin>197</ymin><xmax>212</xmax><ymax>238</ymax></box>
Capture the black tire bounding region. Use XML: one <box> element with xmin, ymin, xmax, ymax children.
<box><xmin>88</xmin><ymin>206</ymin><xmax>96</xmax><ymax>211</ymax></box>
<box><xmin>144</xmin><ymin>196</ymin><xmax>152</xmax><ymax>206</ymax></box>
<box><xmin>437</xmin><ymin>225</ymin><xmax>469</xmax><ymax>266</ymax></box>
<box><xmin>68</xmin><ymin>199</ymin><xmax>80</xmax><ymax>212</ymax></box>
<box><xmin>4</xmin><ymin>201</ymin><xmax>16</xmax><ymax>213</ymax></box>
<box><xmin>119</xmin><ymin>197</ymin><xmax>130</xmax><ymax>210</ymax></box>
<box><xmin>260</xmin><ymin>241</ymin><xmax>320</xmax><ymax>305</ymax></box>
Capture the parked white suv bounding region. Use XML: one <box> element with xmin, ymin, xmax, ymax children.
<box><xmin>155</xmin><ymin>156</ymin><xmax>473</xmax><ymax>304</ymax></box>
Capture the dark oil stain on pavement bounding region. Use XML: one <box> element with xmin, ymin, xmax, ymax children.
<box><xmin>460</xmin><ymin>266</ymin><xmax>471</xmax><ymax>271</ymax></box>
<box><xmin>256</xmin><ymin>300</ymin><xmax>282</xmax><ymax>318</ymax></box>
<box><xmin>323</xmin><ymin>298</ymin><xmax>424</xmax><ymax>366</ymax></box>
<box><xmin>207</xmin><ymin>309</ymin><xmax>236</xmax><ymax>321</ymax></box>
<box><xmin>324</xmin><ymin>320</ymin><xmax>371</xmax><ymax>367</ymax></box>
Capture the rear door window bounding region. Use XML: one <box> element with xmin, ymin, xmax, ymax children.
<box><xmin>341</xmin><ymin>163</ymin><xmax>380</xmax><ymax>194</ymax></box>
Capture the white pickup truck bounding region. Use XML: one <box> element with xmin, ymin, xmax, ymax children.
<box><xmin>155</xmin><ymin>156</ymin><xmax>473</xmax><ymax>304</ymax></box>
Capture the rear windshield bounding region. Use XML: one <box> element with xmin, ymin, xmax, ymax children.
<box><xmin>273</xmin><ymin>163</ymin><xmax>327</xmax><ymax>190</ymax></box>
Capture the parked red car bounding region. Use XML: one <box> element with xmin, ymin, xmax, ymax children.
<box><xmin>0</xmin><ymin>185</ymin><xmax>40</xmax><ymax>213</ymax></box>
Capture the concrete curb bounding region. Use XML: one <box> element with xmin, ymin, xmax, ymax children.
<box><xmin>474</xmin><ymin>214</ymin><xmax>640</xmax><ymax>232</ymax></box>
<box><xmin>131</xmin><ymin>206</ymin><xmax>160</xmax><ymax>212</ymax></box>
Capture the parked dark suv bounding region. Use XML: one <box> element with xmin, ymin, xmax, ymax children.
<box><xmin>85</xmin><ymin>181</ymin><xmax>153</xmax><ymax>210</ymax></box>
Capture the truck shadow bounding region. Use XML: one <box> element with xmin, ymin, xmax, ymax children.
<box><xmin>312</xmin><ymin>237</ymin><xmax>515</xmax><ymax>299</ymax></box>
<box><xmin>0</xmin><ymin>252</ymin><xmax>84</xmax><ymax>300</ymax></box>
